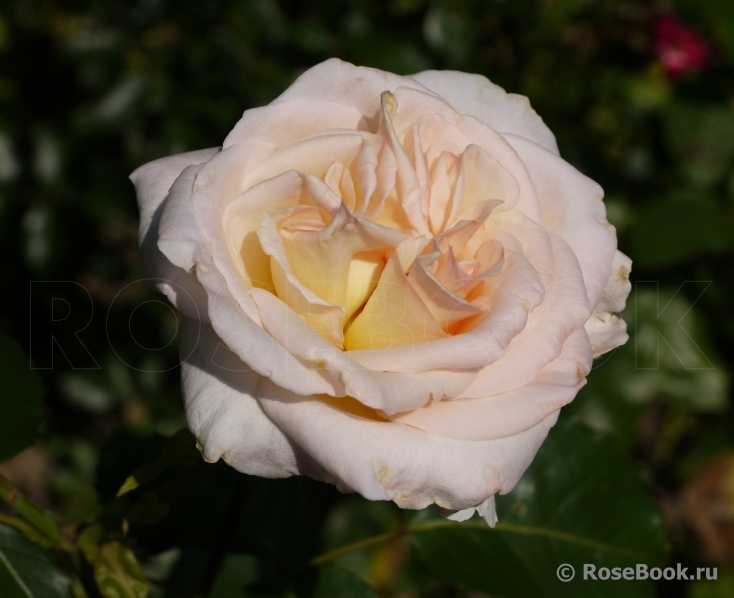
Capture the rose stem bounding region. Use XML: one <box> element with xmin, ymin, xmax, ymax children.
<box><xmin>0</xmin><ymin>472</ymin><xmax>62</xmax><ymax>543</ymax></box>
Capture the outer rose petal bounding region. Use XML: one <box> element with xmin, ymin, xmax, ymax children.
<box><xmin>258</xmin><ymin>378</ymin><xmax>560</xmax><ymax>510</ymax></box>
<box><xmin>584</xmin><ymin>250</ymin><xmax>632</xmax><ymax>357</ymax></box>
<box><xmin>272</xmin><ymin>58</ymin><xmax>435</xmax><ymax>128</ymax></box>
<box><xmin>596</xmin><ymin>250</ymin><xmax>633</xmax><ymax>314</ymax></box>
<box><xmin>505</xmin><ymin>135</ymin><xmax>617</xmax><ymax>309</ymax></box>
<box><xmin>179</xmin><ymin>318</ymin><xmax>330</xmax><ymax>481</ymax></box>
<box><xmin>132</xmin><ymin>148</ymin><xmax>218</xmax><ymax>245</ymax></box>
<box><xmin>390</xmin><ymin>327</ymin><xmax>592</xmax><ymax>441</ymax></box>
<box><xmin>158</xmin><ymin>163</ymin><xmax>206</xmax><ymax>272</ymax></box>
<box><xmin>130</xmin><ymin>148</ymin><xmax>219</xmax><ymax>321</ymax></box>
<box><xmin>223</xmin><ymin>97</ymin><xmax>367</xmax><ymax>148</ymax></box>
<box><xmin>409</xmin><ymin>70</ymin><xmax>559</xmax><ymax>155</ymax></box>
<box><xmin>585</xmin><ymin>312</ymin><xmax>628</xmax><ymax>358</ymax></box>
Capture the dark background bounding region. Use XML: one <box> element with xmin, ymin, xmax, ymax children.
<box><xmin>1</xmin><ymin>1</ymin><xmax>733</xmax><ymax>597</ymax></box>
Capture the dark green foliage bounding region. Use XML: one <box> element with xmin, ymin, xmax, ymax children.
<box><xmin>0</xmin><ymin>523</ymin><xmax>73</xmax><ymax>598</ymax></box>
<box><xmin>0</xmin><ymin>335</ymin><xmax>45</xmax><ymax>462</ymax></box>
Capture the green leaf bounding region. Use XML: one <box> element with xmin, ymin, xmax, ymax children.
<box><xmin>664</xmin><ymin>101</ymin><xmax>734</xmax><ymax>188</ymax></box>
<box><xmin>699</xmin><ymin>0</ymin><xmax>734</xmax><ymax>64</ymax></box>
<box><xmin>320</xmin><ymin>497</ymin><xmax>401</xmax><ymax>579</ymax></box>
<box><xmin>630</xmin><ymin>190</ymin><xmax>734</xmax><ymax>269</ymax></box>
<box><xmin>0</xmin><ymin>335</ymin><xmax>45</xmax><ymax>462</ymax></box>
<box><xmin>79</xmin><ymin>526</ymin><xmax>148</xmax><ymax>598</ymax></box>
<box><xmin>0</xmin><ymin>514</ymin><xmax>55</xmax><ymax>549</ymax></box>
<box><xmin>311</xmin><ymin>565</ymin><xmax>377</xmax><ymax>598</ymax></box>
<box><xmin>115</xmin><ymin>429</ymin><xmax>199</xmax><ymax>497</ymax></box>
<box><xmin>208</xmin><ymin>554</ymin><xmax>257</xmax><ymax>598</ymax></box>
<box><xmin>96</xmin><ymin>434</ymin><xmax>166</xmax><ymax>503</ymax></box>
<box><xmin>410</xmin><ymin>419</ymin><xmax>667</xmax><ymax>598</ymax></box>
<box><xmin>0</xmin><ymin>522</ymin><xmax>73</xmax><ymax>598</ymax></box>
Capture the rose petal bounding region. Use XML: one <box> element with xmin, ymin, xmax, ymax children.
<box><xmin>390</xmin><ymin>86</ymin><xmax>460</xmax><ymax>137</ymax></box>
<box><xmin>408</xmin><ymin>253</ymin><xmax>485</xmax><ymax>332</ymax></box>
<box><xmin>410</xmin><ymin>112</ymin><xmax>468</xmax><ymax>155</ymax></box>
<box><xmin>130</xmin><ymin>148</ymin><xmax>219</xmax><ymax>321</ymax></box>
<box><xmin>456</xmin><ymin>144</ymin><xmax>520</xmax><ymax>223</ymax></box>
<box><xmin>345</xmin><ymin>251</ymin><xmax>447</xmax><ymax>350</ymax></box>
<box><xmin>408</xmin><ymin>70</ymin><xmax>559</xmax><ymax>155</ymax></box>
<box><xmin>224</xmin><ymin>97</ymin><xmax>367</xmax><ymax>148</ymax></box>
<box><xmin>364</xmin><ymin>144</ymin><xmax>397</xmax><ymax>220</ymax></box>
<box><xmin>242</xmin><ymin>133</ymin><xmax>366</xmax><ymax>190</ymax></box>
<box><xmin>390</xmin><ymin>327</ymin><xmax>592</xmax><ymax>441</ymax></box>
<box><xmin>192</xmin><ymin>140</ymin><xmax>276</xmax><ymax>325</ymax></box>
<box><xmin>583</xmin><ymin>250</ymin><xmax>632</xmax><ymax>357</ymax></box>
<box><xmin>460</xmin><ymin>235</ymin><xmax>592</xmax><ymax>398</ymax></box>
<box><xmin>258</xmin><ymin>212</ymin><xmax>346</xmax><ymax>347</ymax></box>
<box><xmin>346</xmin><ymin>246</ymin><xmax>544</xmax><ymax>373</ymax></box>
<box><xmin>180</xmin><ymin>318</ymin><xmax>330</xmax><ymax>481</ymax></box>
<box><xmin>258</xmin><ymin>377</ymin><xmax>560</xmax><ymax>510</ymax></box>
<box><xmin>196</xmin><ymin>246</ymin><xmax>339</xmax><ymax>398</ymax></box>
<box><xmin>132</xmin><ymin>148</ymin><xmax>219</xmax><ymax>244</ymax></box>
<box><xmin>477</xmin><ymin>495</ymin><xmax>498</xmax><ymax>527</ymax></box>
<box><xmin>439</xmin><ymin>506</ymin><xmax>476</xmax><ymax>522</ymax></box>
<box><xmin>273</xmin><ymin>58</ymin><xmax>435</xmax><ymax>129</ymax></box>
<box><xmin>250</xmin><ymin>287</ymin><xmax>475</xmax><ymax>414</ymax></box>
<box><xmin>596</xmin><ymin>250</ymin><xmax>632</xmax><ymax>314</ymax></box>
<box><xmin>427</xmin><ymin>151</ymin><xmax>455</xmax><ymax>234</ymax></box>
<box><xmin>223</xmin><ymin>170</ymin><xmax>305</xmax><ymax>292</ymax></box>
<box><xmin>454</xmin><ymin>118</ymin><xmax>542</xmax><ymax>222</ymax></box>
<box><xmin>377</xmin><ymin>92</ymin><xmax>429</xmax><ymax>235</ymax></box>
<box><xmin>278</xmin><ymin>202</ymin><xmax>407</xmax><ymax>320</ymax></box>
<box><xmin>158</xmin><ymin>164</ymin><xmax>207</xmax><ymax>272</ymax></box>
<box><xmin>505</xmin><ymin>135</ymin><xmax>617</xmax><ymax>309</ymax></box>
<box><xmin>584</xmin><ymin>312</ymin><xmax>628</xmax><ymax>357</ymax></box>
<box><xmin>433</xmin><ymin>245</ymin><xmax>487</xmax><ymax>296</ymax></box>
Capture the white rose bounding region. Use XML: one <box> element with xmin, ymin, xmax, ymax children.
<box><xmin>131</xmin><ymin>59</ymin><xmax>631</xmax><ymax>525</ymax></box>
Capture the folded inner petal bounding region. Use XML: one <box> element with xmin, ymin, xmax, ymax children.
<box><xmin>346</xmin><ymin>247</ymin><xmax>543</xmax><ymax>373</ymax></box>
<box><xmin>224</xmin><ymin>170</ymin><xmax>305</xmax><ymax>291</ymax></box>
<box><xmin>258</xmin><ymin>212</ymin><xmax>346</xmax><ymax>347</ymax></box>
<box><xmin>345</xmin><ymin>251</ymin><xmax>447</xmax><ymax>351</ymax></box>
<box><xmin>278</xmin><ymin>203</ymin><xmax>406</xmax><ymax>322</ymax></box>
<box><xmin>376</xmin><ymin>91</ymin><xmax>429</xmax><ymax>236</ymax></box>
<box><xmin>456</xmin><ymin>144</ymin><xmax>520</xmax><ymax>223</ymax></box>
<box><xmin>408</xmin><ymin>254</ymin><xmax>485</xmax><ymax>332</ymax></box>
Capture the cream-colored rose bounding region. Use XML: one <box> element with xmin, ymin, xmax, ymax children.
<box><xmin>131</xmin><ymin>59</ymin><xmax>630</xmax><ymax>525</ymax></box>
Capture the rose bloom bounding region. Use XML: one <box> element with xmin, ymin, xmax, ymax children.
<box><xmin>132</xmin><ymin>59</ymin><xmax>631</xmax><ymax>525</ymax></box>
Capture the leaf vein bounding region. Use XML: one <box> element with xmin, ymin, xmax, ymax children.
<box><xmin>0</xmin><ymin>547</ymin><xmax>35</xmax><ymax>598</ymax></box>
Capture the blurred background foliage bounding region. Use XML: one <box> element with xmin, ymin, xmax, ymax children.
<box><xmin>1</xmin><ymin>0</ymin><xmax>734</xmax><ymax>596</ymax></box>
